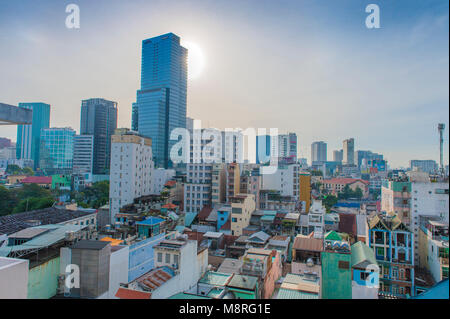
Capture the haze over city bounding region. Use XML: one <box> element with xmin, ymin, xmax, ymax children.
<box><xmin>0</xmin><ymin>0</ymin><xmax>448</xmax><ymax>167</ymax></box>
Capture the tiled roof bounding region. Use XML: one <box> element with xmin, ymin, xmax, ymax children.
<box><xmin>115</xmin><ymin>288</ymin><xmax>151</xmax><ymax>299</ymax></box>
<box><xmin>323</xmin><ymin>178</ymin><xmax>369</xmax><ymax>185</ymax></box>
<box><xmin>136</xmin><ymin>267</ymin><xmax>174</xmax><ymax>291</ymax></box>
<box><xmin>21</xmin><ymin>176</ymin><xmax>52</xmax><ymax>184</ymax></box>
<box><xmin>164</xmin><ymin>180</ymin><xmax>177</xmax><ymax>187</ymax></box>
<box><xmin>292</xmin><ymin>236</ymin><xmax>323</xmax><ymax>252</ymax></box>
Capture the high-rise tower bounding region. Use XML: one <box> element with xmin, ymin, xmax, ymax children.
<box><xmin>135</xmin><ymin>33</ymin><xmax>188</xmax><ymax>168</ymax></box>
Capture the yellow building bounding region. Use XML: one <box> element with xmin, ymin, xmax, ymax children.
<box><xmin>299</xmin><ymin>172</ymin><xmax>311</xmax><ymax>213</ymax></box>
<box><xmin>230</xmin><ymin>194</ymin><xmax>256</xmax><ymax>236</ymax></box>
<box><xmin>227</xmin><ymin>163</ymin><xmax>240</xmax><ymax>201</ymax></box>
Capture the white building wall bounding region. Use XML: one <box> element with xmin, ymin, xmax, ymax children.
<box><xmin>108</xmin><ymin>246</ymin><xmax>130</xmax><ymax>299</ymax></box>
<box><xmin>352</xmin><ymin>281</ymin><xmax>378</xmax><ymax>299</ymax></box>
<box><xmin>262</xmin><ymin>164</ymin><xmax>299</xmax><ymax>199</ymax></box>
<box><xmin>411</xmin><ymin>182</ymin><xmax>449</xmax><ymax>262</ymax></box>
<box><xmin>0</xmin><ymin>257</ymin><xmax>29</xmax><ymax>299</ymax></box>
<box><xmin>151</xmin><ymin>240</ymin><xmax>203</xmax><ymax>299</ymax></box>
<box><xmin>109</xmin><ymin>138</ymin><xmax>153</xmax><ymax>223</ymax></box>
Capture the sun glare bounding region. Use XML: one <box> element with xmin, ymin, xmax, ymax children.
<box><xmin>182</xmin><ymin>41</ymin><xmax>205</xmax><ymax>80</ymax></box>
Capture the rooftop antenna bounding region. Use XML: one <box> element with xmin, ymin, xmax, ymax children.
<box><xmin>438</xmin><ymin>123</ymin><xmax>445</xmax><ymax>175</ymax></box>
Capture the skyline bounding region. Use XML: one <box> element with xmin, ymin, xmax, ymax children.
<box><xmin>0</xmin><ymin>0</ymin><xmax>448</xmax><ymax>168</ymax></box>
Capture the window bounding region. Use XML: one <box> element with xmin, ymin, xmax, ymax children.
<box><xmin>165</xmin><ymin>253</ymin><xmax>171</xmax><ymax>263</ymax></box>
<box><xmin>174</xmin><ymin>254</ymin><xmax>179</xmax><ymax>265</ymax></box>
<box><xmin>338</xmin><ymin>261</ymin><xmax>349</xmax><ymax>269</ymax></box>
<box><xmin>360</xmin><ymin>272</ymin><xmax>370</xmax><ymax>281</ymax></box>
<box><xmin>157</xmin><ymin>252</ymin><xmax>162</xmax><ymax>262</ymax></box>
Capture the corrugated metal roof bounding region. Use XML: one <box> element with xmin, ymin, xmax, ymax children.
<box><xmin>0</xmin><ymin>224</ymin><xmax>87</xmax><ymax>257</ymax></box>
<box><xmin>184</xmin><ymin>212</ymin><xmax>198</xmax><ymax>227</ymax></box>
<box><xmin>276</xmin><ymin>288</ymin><xmax>318</xmax><ymax>299</ymax></box>
<box><xmin>351</xmin><ymin>241</ymin><xmax>377</xmax><ymax>269</ymax></box>
<box><xmin>293</xmin><ymin>236</ymin><xmax>323</xmax><ymax>252</ymax></box>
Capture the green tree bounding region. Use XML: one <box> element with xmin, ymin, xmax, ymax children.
<box><xmin>354</xmin><ymin>186</ymin><xmax>363</xmax><ymax>199</ymax></box>
<box><xmin>12</xmin><ymin>197</ymin><xmax>54</xmax><ymax>214</ymax></box>
<box><xmin>323</xmin><ymin>194</ymin><xmax>338</xmax><ymax>213</ymax></box>
<box><xmin>0</xmin><ymin>186</ymin><xmax>18</xmax><ymax>216</ymax></box>
<box><xmin>17</xmin><ymin>183</ymin><xmax>53</xmax><ymax>200</ymax></box>
<box><xmin>5</xmin><ymin>164</ymin><xmax>21</xmax><ymax>175</ymax></box>
<box><xmin>72</xmin><ymin>180</ymin><xmax>109</xmax><ymax>208</ymax></box>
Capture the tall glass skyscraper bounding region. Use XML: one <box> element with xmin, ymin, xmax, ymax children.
<box><xmin>39</xmin><ymin>127</ymin><xmax>75</xmax><ymax>175</ymax></box>
<box><xmin>16</xmin><ymin>102</ymin><xmax>50</xmax><ymax>169</ymax></box>
<box><xmin>136</xmin><ymin>33</ymin><xmax>187</xmax><ymax>168</ymax></box>
<box><xmin>80</xmin><ymin>98</ymin><xmax>118</xmax><ymax>174</ymax></box>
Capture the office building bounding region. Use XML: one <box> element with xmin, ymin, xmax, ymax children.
<box><xmin>80</xmin><ymin>98</ymin><xmax>118</xmax><ymax>175</ymax></box>
<box><xmin>73</xmin><ymin>135</ymin><xmax>94</xmax><ymax>175</ymax></box>
<box><xmin>333</xmin><ymin>149</ymin><xmax>343</xmax><ymax>163</ymax></box>
<box><xmin>343</xmin><ymin>138</ymin><xmax>355</xmax><ymax>165</ymax></box>
<box><xmin>278</xmin><ymin>133</ymin><xmax>298</xmax><ymax>162</ymax></box>
<box><xmin>136</xmin><ymin>33</ymin><xmax>187</xmax><ymax>168</ymax></box>
<box><xmin>39</xmin><ymin>127</ymin><xmax>75</xmax><ymax>175</ymax></box>
<box><xmin>16</xmin><ymin>102</ymin><xmax>50</xmax><ymax>169</ymax></box>
<box><xmin>311</xmin><ymin>141</ymin><xmax>327</xmax><ymax>163</ymax></box>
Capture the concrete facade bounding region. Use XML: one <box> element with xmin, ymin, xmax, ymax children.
<box><xmin>0</xmin><ymin>257</ymin><xmax>29</xmax><ymax>298</ymax></box>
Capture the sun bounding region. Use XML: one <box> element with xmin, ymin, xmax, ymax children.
<box><xmin>182</xmin><ymin>41</ymin><xmax>205</xmax><ymax>80</ymax></box>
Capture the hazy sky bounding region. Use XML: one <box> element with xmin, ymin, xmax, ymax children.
<box><xmin>0</xmin><ymin>0</ymin><xmax>448</xmax><ymax>168</ymax></box>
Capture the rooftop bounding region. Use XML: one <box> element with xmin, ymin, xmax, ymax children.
<box><xmin>21</xmin><ymin>176</ymin><xmax>52</xmax><ymax>184</ymax></box>
<box><xmin>199</xmin><ymin>271</ymin><xmax>233</xmax><ymax>286</ymax></box>
<box><xmin>226</xmin><ymin>274</ymin><xmax>258</xmax><ymax>290</ymax></box>
<box><xmin>72</xmin><ymin>240</ymin><xmax>110</xmax><ymax>250</ymax></box>
<box><xmin>293</xmin><ymin>235</ymin><xmax>324</xmax><ymax>252</ymax></box>
<box><xmin>217</xmin><ymin>258</ymin><xmax>243</xmax><ymax>274</ymax></box>
<box><xmin>351</xmin><ymin>241</ymin><xmax>377</xmax><ymax>269</ymax></box>
<box><xmin>136</xmin><ymin>217</ymin><xmax>165</xmax><ymax>226</ymax></box>
<box><xmin>0</xmin><ymin>207</ymin><xmax>95</xmax><ymax>235</ymax></box>
<box><xmin>115</xmin><ymin>287</ymin><xmax>151</xmax><ymax>299</ymax></box>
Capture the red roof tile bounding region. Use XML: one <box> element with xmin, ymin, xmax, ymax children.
<box><xmin>323</xmin><ymin>178</ymin><xmax>369</xmax><ymax>185</ymax></box>
<box><xmin>164</xmin><ymin>180</ymin><xmax>177</xmax><ymax>187</ymax></box>
<box><xmin>115</xmin><ymin>288</ymin><xmax>151</xmax><ymax>299</ymax></box>
<box><xmin>21</xmin><ymin>176</ymin><xmax>52</xmax><ymax>184</ymax></box>
<box><xmin>162</xmin><ymin>203</ymin><xmax>178</xmax><ymax>209</ymax></box>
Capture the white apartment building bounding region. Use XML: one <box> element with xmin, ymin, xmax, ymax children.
<box><xmin>109</xmin><ymin>129</ymin><xmax>153</xmax><ymax>223</ymax></box>
<box><xmin>308</xmin><ymin>200</ymin><xmax>326</xmax><ymax>238</ymax></box>
<box><xmin>73</xmin><ymin>134</ymin><xmax>94</xmax><ymax>174</ymax></box>
<box><xmin>410</xmin><ymin>180</ymin><xmax>449</xmax><ymax>263</ymax></box>
<box><xmin>261</xmin><ymin>163</ymin><xmax>300</xmax><ymax>200</ymax></box>
<box><xmin>184</xmin><ymin>163</ymin><xmax>213</xmax><ymax>213</ymax></box>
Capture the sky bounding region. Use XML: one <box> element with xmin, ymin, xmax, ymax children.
<box><xmin>0</xmin><ymin>0</ymin><xmax>448</xmax><ymax>168</ymax></box>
